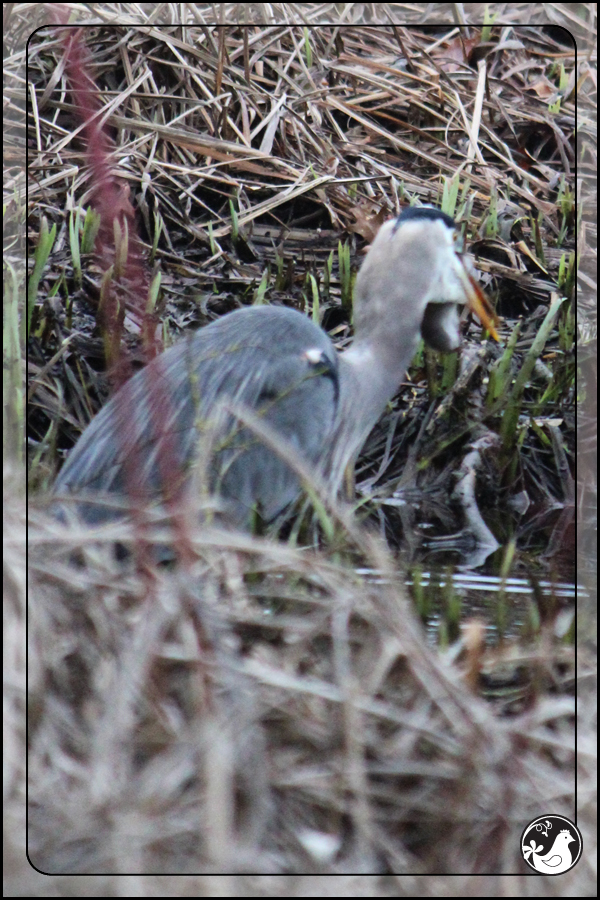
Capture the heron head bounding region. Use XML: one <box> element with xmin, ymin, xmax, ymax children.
<box><xmin>354</xmin><ymin>206</ymin><xmax>499</xmax><ymax>352</ymax></box>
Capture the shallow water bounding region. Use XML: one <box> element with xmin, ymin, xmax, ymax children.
<box><xmin>355</xmin><ymin>565</ymin><xmax>579</xmax><ymax>647</ymax></box>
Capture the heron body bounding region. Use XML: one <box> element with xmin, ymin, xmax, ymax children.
<box><xmin>53</xmin><ymin>207</ymin><xmax>498</xmax><ymax>527</ymax></box>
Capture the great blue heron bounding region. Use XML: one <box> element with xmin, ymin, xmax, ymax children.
<box><xmin>53</xmin><ymin>206</ymin><xmax>498</xmax><ymax>528</ymax></box>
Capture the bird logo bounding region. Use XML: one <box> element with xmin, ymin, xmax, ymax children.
<box><xmin>521</xmin><ymin>815</ymin><xmax>583</xmax><ymax>875</ymax></box>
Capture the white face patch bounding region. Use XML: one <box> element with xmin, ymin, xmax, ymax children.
<box><xmin>424</xmin><ymin>237</ymin><xmax>473</xmax><ymax>306</ymax></box>
<box><xmin>389</xmin><ymin>216</ymin><xmax>467</xmax><ymax>306</ymax></box>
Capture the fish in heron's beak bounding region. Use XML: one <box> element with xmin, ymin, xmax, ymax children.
<box><xmin>420</xmin><ymin>255</ymin><xmax>500</xmax><ymax>353</ymax></box>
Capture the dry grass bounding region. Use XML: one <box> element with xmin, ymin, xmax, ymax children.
<box><xmin>4</xmin><ymin>1</ymin><xmax>596</xmax><ymax>892</ymax></box>
<box><xmin>5</xmin><ymin>464</ymin><xmax>595</xmax><ymax>884</ymax></box>
<box><xmin>12</xmin><ymin>470</ymin><xmax>596</xmax><ymax>885</ymax></box>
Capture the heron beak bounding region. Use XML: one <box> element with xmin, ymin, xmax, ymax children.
<box><xmin>456</xmin><ymin>262</ymin><xmax>500</xmax><ymax>341</ymax></box>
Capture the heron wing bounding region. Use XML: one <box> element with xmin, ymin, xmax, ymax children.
<box><xmin>54</xmin><ymin>306</ymin><xmax>339</xmax><ymax>523</ymax></box>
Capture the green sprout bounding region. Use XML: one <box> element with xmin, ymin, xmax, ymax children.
<box><xmin>557</xmin><ymin>250</ymin><xmax>576</xmax><ymax>302</ymax></box>
<box><xmin>4</xmin><ymin>258</ymin><xmax>24</xmax><ymax>462</ymax></box>
<box><xmin>322</xmin><ymin>250</ymin><xmax>333</xmax><ymax>300</ymax></box>
<box><xmin>69</xmin><ymin>208</ymin><xmax>82</xmax><ymax>288</ymax></box>
<box><xmin>146</xmin><ymin>270</ymin><xmax>161</xmax><ymax>314</ymax></box>
<box><xmin>307</xmin><ymin>272</ymin><xmax>320</xmax><ymax>323</ymax></box>
<box><xmin>253</xmin><ymin>268</ymin><xmax>269</xmax><ymax>305</ymax></box>
<box><xmin>150</xmin><ymin>210</ymin><xmax>163</xmax><ymax>265</ymax></box>
<box><xmin>229</xmin><ymin>198</ymin><xmax>239</xmax><ymax>243</ymax></box>
<box><xmin>500</xmin><ymin>295</ymin><xmax>563</xmax><ymax>451</ymax></box>
<box><xmin>208</xmin><ymin>221</ymin><xmax>217</xmax><ymax>256</ymax></box>
<box><xmin>303</xmin><ymin>27</ymin><xmax>312</xmax><ymax>68</ymax></box>
<box><xmin>481</xmin><ymin>6</ymin><xmax>498</xmax><ymax>42</ymax></box>
<box><xmin>338</xmin><ymin>240</ymin><xmax>353</xmax><ymax>312</ymax></box>
<box><xmin>81</xmin><ymin>206</ymin><xmax>100</xmax><ymax>254</ymax></box>
<box><xmin>441</xmin><ymin>173</ymin><xmax>460</xmax><ymax>220</ymax></box>
<box><xmin>486</xmin><ymin>321</ymin><xmax>521</xmax><ymax>408</ymax></box>
<box><xmin>27</xmin><ymin>216</ymin><xmax>56</xmax><ymax>339</ymax></box>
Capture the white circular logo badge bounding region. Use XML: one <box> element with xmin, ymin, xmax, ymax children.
<box><xmin>521</xmin><ymin>815</ymin><xmax>583</xmax><ymax>875</ymax></box>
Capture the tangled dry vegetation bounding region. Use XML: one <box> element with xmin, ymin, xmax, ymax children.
<box><xmin>14</xmin><ymin>493</ymin><xmax>594</xmax><ymax>884</ymax></box>
<box><xmin>24</xmin><ymin>8</ymin><xmax>583</xmax><ymax>566</ymax></box>
<box><xmin>4</xmin><ymin>2</ymin><xmax>596</xmax><ymax>892</ymax></box>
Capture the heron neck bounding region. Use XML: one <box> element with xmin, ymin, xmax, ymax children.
<box><xmin>342</xmin><ymin>329</ymin><xmax>419</xmax><ymax>415</ymax></box>
<box><xmin>328</xmin><ymin>331</ymin><xmax>419</xmax><ymax>488</ymax></box>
